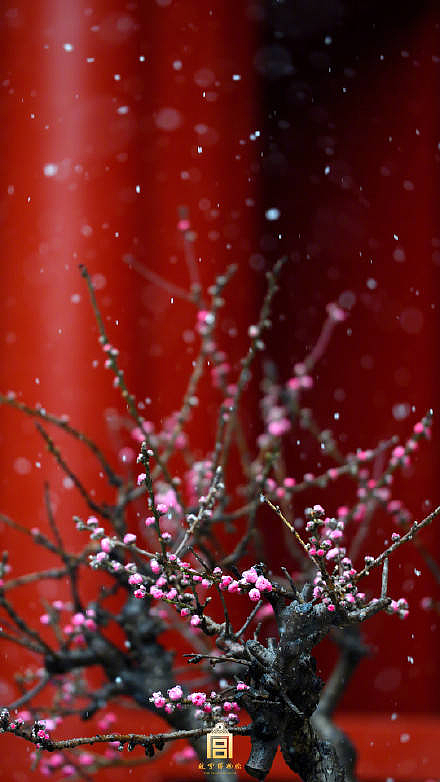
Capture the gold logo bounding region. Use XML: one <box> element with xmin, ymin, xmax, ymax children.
<box><xmin>206</xmin><ymin>722</ymin><xmax>233</xmax><ymax>759</ymax></box>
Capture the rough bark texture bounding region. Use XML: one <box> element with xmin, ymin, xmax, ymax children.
<box><xmin>46</xmin><ymin>595</ymin><xmax>235</xmax><ymax>782</ymax></box>
<box><xmin>281</xmin><ymin>715</ymin><xmax>346</xmax><ymax>782</ymax></box>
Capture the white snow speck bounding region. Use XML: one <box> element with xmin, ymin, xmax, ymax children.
<box><xmin>43</xmin><ymin>163</ymin><xmax>58</xmax><ymax>177</ymax></box>
<box><xmin>63</xmin><ymin>43</ymin><xmax>74</xmax><ymax>52</ymax></box>
<box><xmin>155</xmin><ymin>107</ymin><xmax>182</xmax><ymax>131</ymax></box>
<box><xmin>232</xmin><ymin>73</ymin><xmax>241</xmax><ymax>81</ymax></box>
<box><xmin>14</xmin><ymin>457</ymin><xmax>31</xmax><ymax>475</ymax></box>
<box><xmin>265</xmin><ymin>207</ymin><xmax>280</xmax><ymax>221</ymax></box>
<box><xmin>117</xmin><ymin>105</ymin><xmax>129</xmax><ymax>115</ymax></box>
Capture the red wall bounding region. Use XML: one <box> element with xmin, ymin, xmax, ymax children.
<box><xmin>0</xmin><ymin>2</ymin><xmax>439</xmax><ymax>781</ymax></box>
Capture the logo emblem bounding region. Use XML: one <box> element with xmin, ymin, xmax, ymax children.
<box><xmin>206</xmin><ymin>722</ymin><xmax>233</xmax><ymax>759</ymax></box>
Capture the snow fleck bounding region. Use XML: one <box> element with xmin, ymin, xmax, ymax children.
<box><xmin>70</xmin><ymin>294</ymin><xmax>81</xmax><ymax>304</ymax></box>
<box><xmin>173</xmin><ymin>60</ymin><xmax>182</xmax><ymax>70</ymax></box>
<box><xmin>393</xmin><ymin>247</ymin><xmax>406</xmax><ymax>262</ymax></box>
<box><xmin>232</xmin><ymin>74</ymin><xmax>241</xmax><ymax>81</ymax></box>
<box><xmin>400</xmin><ymin>733</ymin><xmax>410</xmax><ymax>743</ymax></box>
<box><xmin>154</xmin><ymin>107</ymin><xmax>182</xmax><ymax>131</ymax></box>
<box><xmin>117</xmin><ymin>105</ymin><xmax>129</xmax><ymax>115</ymax></box>
<box><xmin>14</xmin><ymin>457</ymin><xmax>31</xmax><ymax>475</ymax></box>
<box><xmin>63</xmin><ymin>43</ymin><xmax>74</xmax><ymax>52</ymax></box>
<box><xmin>43</xmin><ymin>163</ymin><xmax>58</xmax><ymax>177</ymax></box>
<box><xmin>265</xmin><ymin>207</ymin><xmax>280</xmax><ymax>221</ymax></box>
<box><xmin>392</xmin><ymin>403</ymin><xmax>410</xmax><ymax>421</ymax></box>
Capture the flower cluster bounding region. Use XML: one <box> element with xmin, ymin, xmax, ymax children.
<box><xmin>149</xmin><ymin>682</ymin><xmax>249</xmax><ymax>725</ymax></box>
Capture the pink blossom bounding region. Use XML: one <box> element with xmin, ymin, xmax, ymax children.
<box><xmin>137</xmin><ymin>473</ymin><xmax>146</xmax><ymax>485</ymax></box>
<box><xmin>166</xmin><ymin>588</ymin><xmax>177</xmax><ymax>600</ymax></box>
<box><xmin>134</xmin><ymin>589</ymin><xmax>146</xmax><ymax>599</ymax></box>
<box><xmin>61</xmin><ymin>765</ymin><xmax>76</xmax><ymax>777</ymax></box>
<box><xmin>189</xmin><ymin>691</ymin><xmax>207</xmax><ymax>706</ymax></box>
<box><xmin>101</xmin><ymin>538</ymin><xmax>112</xmax><ymax>553</ymax></box>
<box><xmin>255</xmin><ymin>575</ymin><xmax>272</xmax><ymax>593</ymax></box>
<box><xmin>168</xmin><ymin>685</ymin><xmax>183</xmax><ymax>701</ymax></box>
<box><xmin>227</xmin><ymin>580</ymin><xmax>241</xmax><ymax>593</ymax></box>
<box><xmin>326</xmin><ymin>548</ymin><xmax>340</xmax><ymax>561</ymax></box>
<box><xmin>180</xmin><ymin>607</ymin><xmax>190</xmax><ymax>617</ymax></box>
<box><xmin>78</xmin><ymin>753</ymin><xmax>94</xmax><ymax>766</ymax></box>
<box><xmin>220</xmin><ymin>575</ymin><xmax>233</xmax><ymax>590</ymax></box>
<box><xmin>150</xmin><ymin>586</ymin><xmax>163</xmax><ymax>599</ymax></box>
<box><xmin>128</xmin><ymin>573</ymin><xmax>143</xmax><ymax>585</ymax></box>
<box><xmin>145</xmin><ymin>516</ymin><xmax>155</xmax><ymax>527</ymax></box>
<box><xmin>152</xmin><ymin>692</ymin><xmax>166</xmax><ymax>708</ymax></box>
<box><xmin>326</xmin><ymin>302</ymin><xmax>347</xmax><ymax>322</ymax></box>
<box><xmin>268</xmin><ymin>418</ymin><xmax>291</xmax><ymax>437</ymax></box>
<box><xmin>123</xmin><ymin>533</ymin><xmax>136</xmax><ymax>545</ymax></box>
<box><xmin>236</xmin><ymin>682</ymin><xmax>249</xmax><ymax>691</ymax></box>
<box><xmin>249</xmin><ymin>588</ymin><xmax>261</xmax><ymax>602</ymax></box>
<box><xmin>190</xmin><ymin>615</ymin><xmax>201</xmax><ymax>626</ymax></box>
<box><xmin>255</xmin><ymin>604</ymin><xmax>274</xmax><ymax>620</ymax></box>
<box><xmin>284</xmin><ymin>477</ymin><xmax>296</xmax><ymax>488</ymax></box>
<box><xmin>150</xmin><ymin>559</ymin><xmax>161</xmax><ymax>574</ymax></box>
<box><xmin>327</xmin><ymin>604</ymin><xmax>336</xmax><ymax>612</ymax></box>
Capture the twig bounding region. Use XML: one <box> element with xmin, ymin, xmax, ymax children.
<box><xmin>355</xmin><ymin>505</ymin><xmax>440</xmax><ymax>582</ymax></box>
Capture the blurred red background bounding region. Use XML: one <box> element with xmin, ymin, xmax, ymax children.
<box><xmin>0</xmin><ymin>1</ymin><xmax>439</xmax><ymax>780</ymax></box>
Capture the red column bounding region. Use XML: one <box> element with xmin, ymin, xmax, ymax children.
<box><xmin>0</xmin><ymin>2</ymin><xmax>260</xmax><ymax>780</ymax></box>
